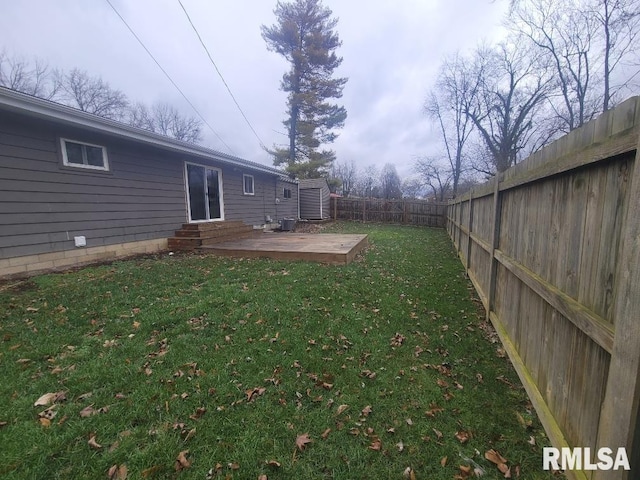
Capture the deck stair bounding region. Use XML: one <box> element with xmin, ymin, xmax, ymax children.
<box><xmin>168</xmin><ymin>221</ymin><xmax>259</xmax><ymax>250</ymax></box>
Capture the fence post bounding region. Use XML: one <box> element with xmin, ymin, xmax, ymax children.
<box><xmin>594</xmin><ymin>136</ymin><xmax>640</xmax><ymax>480</ymax></box>
<box><xmin>333</xmin><ymin>196</ymin><xmax>337</xmax><ymax>220</ymax></box>
<box><xmin>486</xmin><ymin>174</ymin><xmax>503</xmax><ymax>318</ymax></box>
<box><xmin>465</xmin><ymin>190</ymin><xmax>474</xmax><ymax>274</ymax></box>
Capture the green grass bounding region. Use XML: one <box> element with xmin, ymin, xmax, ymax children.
<box><xmin>0</xmin><ymin>222</ymin><xmax>559</xmax><ymax>479</ymax></box>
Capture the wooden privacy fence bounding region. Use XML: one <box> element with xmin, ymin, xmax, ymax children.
<box><xmin>447</xmin><ymin>97</ymin><xmax>640</xmax><ymax>480</ymax></box>
<box><xmin>333</xmin><ymin>197</ymin><xmax>446</xmax><ymax>227</ymax></box>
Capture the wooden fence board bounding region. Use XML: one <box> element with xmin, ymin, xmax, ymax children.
<box><xmin>333</xmin><ymin>198</ymin><xmax>446</xmax><ymax>227</ymax></box>
<box><xmin>446</xmin><ymin>97</ymin><xmax>640</xmax><ymax>480</ymax></box>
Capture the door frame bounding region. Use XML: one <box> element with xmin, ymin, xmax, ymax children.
<box><xmin>184</xmin><ymin>161</ymin><xmax>225</xmax><ymax>223</ymax></box>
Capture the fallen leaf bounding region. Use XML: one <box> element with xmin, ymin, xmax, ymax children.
<box><xmin>406</xmin><ymin>418</ymin><xmax>413</xmax><ymax>426</ymax></box>
<box><xmin>528</xmin><ymin>436</ymin><xmax>536</xmax><ymax>445</ymax></box>
<box><xmin>34</xmin><ymin>392</ymin><xmax>56</xmax><ymax>407</ymax></box>
<box><xmin>432</xmin><ymin>428</ymin><xmax>443</xmax><ymax>440</ymax></box>
<box><xmin>258</xmin><ymin>475</ymin><xmax>268</xmax><ymax>480</ymax></box>
<box><xmin>485</xmin><ymin>449</ymin><xmax>508</xmax><ymax>465</ymax></box>
<box><xmin>79</xmin><ymin>405</ymin><xmax>97</xmax><ymax>418</ymax></box>
<box><xmin>175</xmin><ymin>450</ymin><xmax>191</xmax><ymax>471</ymax></box>
<box><xmin>189</xmin><ymin>407</ymin><xmax>206</xmax><ymax>420</ymax></box>
<box><xmin>228</xmin><ymin>462</ymin><xmax>240</xmax><ymax>470</ymax></box>
<box><xmin>396</xmin><ymin>441</ymin><xmax>404</xmax><ymax>452</ymax></box>
<box><xmin>361</xmin><ymin>405</ymin><xmax>372</xmax><ymax>417</ymax></box>
<box><xmin>403</xmin><ymin>467</ymin><xmax>417</xmax><ymax>479</ymax></box>
<box><xmin>265</xmin><ymin>460</ymin><xmax>281</xmax><ymax>468</ymax></box>
<box><xmin>368</xmin><ymin>437</ymin><xmax>382</xmax><ymax>451</ymax></box>
<box><xmin>295</xmin><ymin>433</ymin><xmax>312</xmax><ymax>451</ymax></box>
<box><xmin>38</xmin><ymin>406</ymin><xmax>57</xmax><ymax>420</ymax></box>
<box><xmin>440</xmin><ymin>456</ymin><xmax>448</xmax><ymax>467</ymax></box>
<box><xmin>38</xmin><ymin>417</ymin><xmax>51</xmax><ymax>427</ymax></box>
<box><xmin>321</xmin><ymin>428</ymin><xmax>331</xmax><ymax>439</ymax></box>
<box><xmin>455</xmin><ymin>430</ymin><xmax>471</xmax><ymax>443</ymax></box>
<box><xmin>88</xmin><ymin>435</ymin><xmax>102</xmax><ymax>449</ymax></box>
<box><xmin>336</xmin><ymin>404</ymin><xmax>349</xmax><ymax>415</ymax></box>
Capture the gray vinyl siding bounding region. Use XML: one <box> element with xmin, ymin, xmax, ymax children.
<box><xmin>277</xmin><ymin>179</ymin><xmax>298</xmax><ymax>220</ymax></box>
<box><xmin>300</xmin><ymin>188</ymin><xmax>321</xmax><ymax>220</ymax></box>
<box><xmin>299</xmin><ymin>188</ymin><xmax>330</xmax><ymax>219</ymax></box>
<box><xmin>221</xmin><ymin>170</ymin><xmax>298</xmax><ymax>225</ymax></box>
<box><xmin>0</xmin><ymin>114</ymin><xmax>185</xmax><ymax>259</ymax></box>
<box><xmin>0</xmin><ymin>113</ymin><xmax>293</xmax><ymax>260</ymax></box>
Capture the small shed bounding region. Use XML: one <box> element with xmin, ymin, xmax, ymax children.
<box><xmin>299</xmin><ymin>178</ymin><xmax>331</xmax><ymax>220</ymax></box>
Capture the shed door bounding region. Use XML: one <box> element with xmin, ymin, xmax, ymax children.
<box><xmin>186</xmin><ymin>163</ymin><xmax>224</xmax><ymax>222</ymax></box>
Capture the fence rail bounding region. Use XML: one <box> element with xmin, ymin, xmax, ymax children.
<box><xmin>333</xmin><ymin>197</ymin><xmax>446</xmax><ymax>227</ymax></box>
<box><xmin>446</xmin><ymin>97</ymin><xmax>640</xmax><ymax>480</ymax></box>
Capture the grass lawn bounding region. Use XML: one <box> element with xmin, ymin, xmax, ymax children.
<box><xmin>0</xmin><ymin>222</ymin><xmax>559</xmax><ymax>479</ymax></box>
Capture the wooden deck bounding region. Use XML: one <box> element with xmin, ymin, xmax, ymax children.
<box><xmin>200</xmin><ymin>233</ymin><xmax>368</xmax><ymax>265</ymax></box>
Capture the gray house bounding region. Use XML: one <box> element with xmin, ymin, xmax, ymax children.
<box><xmin>0</xmin><ymin>87</ymin><xmax>298</xmax><ymax>278</ymax></box>
<box><xmin>299</xmin><ymin>178</ymin><xmax>331</xmax><ymax>220</ymax></box>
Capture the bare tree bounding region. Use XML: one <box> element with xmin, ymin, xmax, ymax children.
<box><xmin>379</xmin><ymin>163</ymin><xmax>403</xmax><ymax>199</ymax></box>
<box><xmin>509</xmin><ymin>0</ymin><xmax>601</xmax><ymax>132</ymax></box>
<box><xmin>414</xmin><ymin>157</ymin><xmax>453</xmax><ymax>201</ymax></box>
<box><xmin>464</xmin><ymin>42</ymin><xmax>552</xmax><ymax>172</ymax></box>
<box><xmin>401</xmin><ymin>176</ymin><xmax>425</xmax><ymax>199</ymax></box>
<box><xmin>354</xmin><ymin>165</ymin><xmax>379</xmax><ymax>198</ymax></box>
<box><xmin>509</xmin><ymin>0</ymin><xmax>640</xmax><ymax>113</ymax></box>
<box><xmin>425</xmin><ymin>53</ymin><xmax>478</xmax><ymax>195</ymax></box>
<box><xmin>588</xmin><ymin>0</ymin><xmax>640</xmax><ymax>111</ymax></box>
<box><xmin>0</xmin><ymin>51</ymin><xmax>60</xmax><ymax>99</ymax></box>
<box><xmin>128</xmin><ymin>101</ymin><xmax>202</xmax><ymax>143</ymax></box>
<box><xmin>58</xmin><ymin>69</ymin><xmax>129</xmax><ymax>120</ymax></box>
<box><xmin>332</xmin><ymin>160</ymin><xmax>358</xmax><ymax>197</ymax></box>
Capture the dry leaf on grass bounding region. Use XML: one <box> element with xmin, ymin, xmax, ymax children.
<box><xmin>295</xmin><ymin>433</ymin><xmax>312</xmax><ymax>451</ymax></box>
<box><xmin>107</xmin><ymin>464</ymin><xmax>128</xmax><ymax>479</ymax></box>
<box><xmin>175</xmin><ymin>450</ymin><xmax>191</xmax><ymax>471</ymax></box>
<box><xmin>265</xmin><ymin>460</ymin><xmax>281</xmax><ymax>468</ymax></box>
<box><xmin>368</xmin><ymin>438</ymin><xmax>382</xmax><ymax>451</ymax></box>
<box><xmin>484</xmin><ymin>449</ymin><xmax>508</xmax><ymax>465</ymax></box>
<box><xmin>321</xmin><ymin>428</ymin><xmax>331</xmax><ymax>439</ymax></box>
<box><xmin>79</xmin><ymin>405</ymin><xmax>97</xmax><ymax>418</ymax></box>
<box><xmin>88</xmin><ymin>435</ymin><xmax>102</xmax><ymax>450</ymax></box>
<box><xmin>440</xmin><ymin>456</ymin><xmax>448</xmax><ymax>467</ymax></box>
<box><xmin>403</xmin><ymin>467</ymin><xmax>417</xmax><ymax>479</ymax></box>
<box><xmin>336</xmin><ymin>404</ymin><xmax>349</xmax><ymax>415</ymax></box>
<box><xmin>34</xmin><ymin>391</ymin><xmax>66</xmax><ymax>407</ymax></box>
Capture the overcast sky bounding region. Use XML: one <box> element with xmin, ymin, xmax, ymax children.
<box><xmin>0</xmin><ymin>0</ymin><xmax>509</xmax><ymax>179</ymax></box>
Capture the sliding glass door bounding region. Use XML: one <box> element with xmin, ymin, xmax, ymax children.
<box><xmin>185</xmin><ymin>163</ymin><xmax>224</xmax><ymax>222</ymax></box>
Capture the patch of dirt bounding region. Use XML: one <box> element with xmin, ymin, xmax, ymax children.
<box><xmin>0</xmin><ymin>279</ymin><xmax>38</xmax><ymax>293</ymax></box>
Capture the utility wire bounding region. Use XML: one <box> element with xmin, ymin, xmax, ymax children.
<box><xmin>178</xmin><ymin>0</ymin><xmax>267</xmax><ymax>150</ymax></box>
<box><xmin>104</xmin><ymin>0</ymin><xmax>235</xmax><ymax>155</ymax></box>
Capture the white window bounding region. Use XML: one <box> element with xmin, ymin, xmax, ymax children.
<box><xmin>61</xmin><ymin>138</ymin><xmax>109</xmax><ymax>171</ymax></box>
<box><xmin>243</xmin><ymin>174</ymin><xmax>254</xmax><ymax>195</ymax></box>
<box><xmin>283</xmin><ymin>187</ymin><xmax>292</xmax><ymax>199</ymax></box>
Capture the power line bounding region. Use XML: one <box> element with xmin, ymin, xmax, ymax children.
<box><xmin>104</xmin><ymin>0</ymin><xmax>235</xmax><ymax>154</ymax></box>
<box><xmin>178</xmin><ymin>0</ymin><xmax>267</xmax><ymax>150</ymax></box>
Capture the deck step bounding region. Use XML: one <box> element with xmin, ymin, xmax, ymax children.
<box><xmin>168</xmin><ymin>221</ymin><xmax>258</xmax><ymax>250</ymax></box>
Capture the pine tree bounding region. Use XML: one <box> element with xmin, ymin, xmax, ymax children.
<box><xmin>262</xmin><ymin>0</ymin><xmax>347</xmax><ymax>178</ymax></box>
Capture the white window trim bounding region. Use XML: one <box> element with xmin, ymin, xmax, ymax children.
<box><xmin>60</xmin><ymin>138</ymin><xmax>110</xmax><ymax>171</ymax></box>
<box><xmin>184</xmin><ymin>161</ymin><xmax>225</xmax><ymax>223</ymax></box>
<box><xmin>243</xmin><ymin>174</ymin><xmax>255</xmax><ymax>195</ymax></box>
